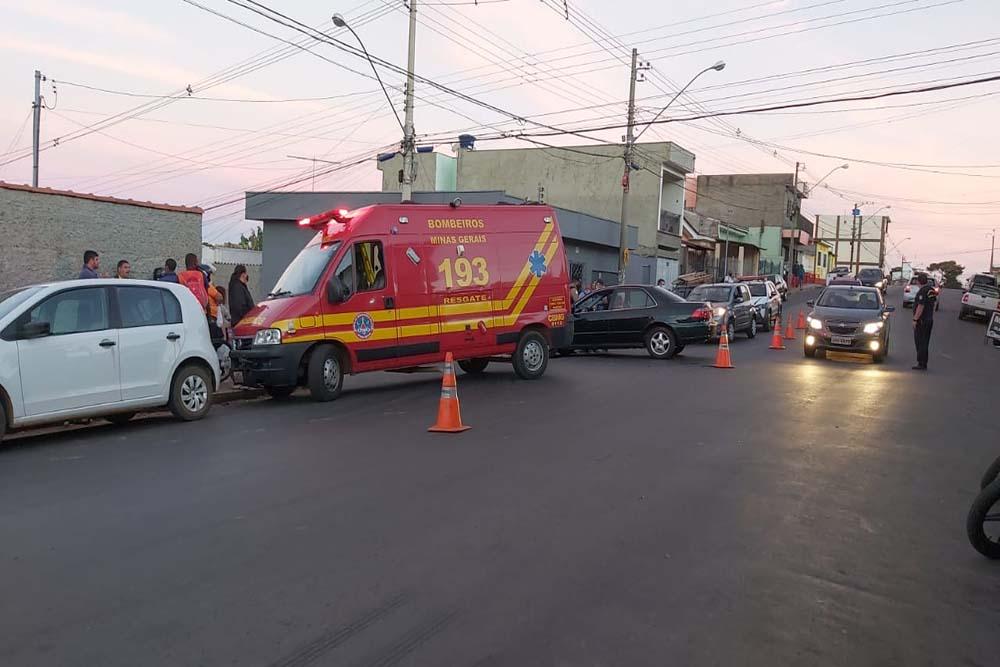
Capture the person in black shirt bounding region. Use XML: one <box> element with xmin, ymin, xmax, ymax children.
<box><xmin>911</xmin><ymin>273</ymin><xmax>936</xmax><ymax>370</ymax></box>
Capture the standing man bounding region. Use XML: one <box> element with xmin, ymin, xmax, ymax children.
<box><xmin>159</xmin><ymin>258</ymin><xmax>179</xmax><ymax>283</ymax></box>
<box><xmin>227</xmin><ymin>264</ymin><xmax>255</xmax><ymax>324</ymax></box>
<box><xmin>656</xmin><ymin>278</ymin><xmax>666</xmax><ymax>288</ymax></box>
<box><xmin>115</xmin><ymin>260</ymin><xmax>131</xmax><ymax>279</ymax></box>
<box><xmin>911</xmin><ymin>272</ymin><xmax>936</xmax><ymax>371</ymax></box>
<box><xmin>79</xmin><ymin>250</ymin><xmax>100</xmax><ymax>279</ymax></box>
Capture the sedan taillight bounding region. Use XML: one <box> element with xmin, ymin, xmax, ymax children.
<box><xmin>692</xmin><ymin>306</ymin><xmax>712</xmax><ymax>321</ymax></box>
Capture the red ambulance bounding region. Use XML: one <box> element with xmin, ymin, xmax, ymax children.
<box><xmin>231</xmin><ymin>203</ymin><xmax>573</xmax><ymax>400</ymax></box>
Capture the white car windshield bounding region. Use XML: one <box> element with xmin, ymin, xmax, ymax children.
<box><xmin>0</xmin><ymin>286</ymin><xmax>42</xmax><ymax>322</ymax></box>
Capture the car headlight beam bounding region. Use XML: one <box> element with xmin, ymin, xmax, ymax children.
<box><xmin>808</xmin><ymin>317</ymin><xmax>822</xmax><ymax>330</ymax></box>
<box><xmin>715</xmin><ymin>307</ymin><xmax>727</xmax><ymax>318</ymax></box>
<box><xmin>862</xmin><ymin>321</ymin><xmax>884</xmax><ymax>334</ymax></box>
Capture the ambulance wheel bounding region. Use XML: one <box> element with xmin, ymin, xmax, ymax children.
<box><xmin>513</xmin><ymin>331</ymin><xmax>548</xmax><ymax>380</ymax></box>
<box><xmin>458</xmin><ymin>358</ymin><xmax>489</xmax><ymax>374</ymax></box>
<box><xmin>307</xmin><ymin>345</ymin><xmax>344</xmax><ymax>402</ymax></box>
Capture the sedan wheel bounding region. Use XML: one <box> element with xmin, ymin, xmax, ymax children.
<box><xmin>645</xmin><ymin>326</ymin><xmax>678</xmax><ymax>359</ymax></box>
<box><xmin>747</xmin><ymin>316</ymin><xmax>757</xmax><ymax>339</ymax></box>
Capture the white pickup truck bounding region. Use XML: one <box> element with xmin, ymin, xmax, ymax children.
<box><xmin>959</xmin><ymin>285</ymin><xmax>1000</xmax><ymax>321</ymax></box>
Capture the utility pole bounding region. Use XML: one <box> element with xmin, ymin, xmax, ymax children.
<box><xmin>618</xmin><ymin>48</ymin><xmax>639</xmax><ymax>285</ymax></box>
<box><xmin>785</xmin><ymin>162</ymin><xmax>801</xmax><ymax>279</ymax></box>
<box><xmin>850</xmin><ymin>203</ymin><xmax>859</xmax><ymax>274</ymax></box>
<box><xmin>400</xmin><ymin>0</ymin><xmax>417</xmax><ymax>202</ymax></box>
<box><xmin>990</xmin><ymin>228</ymin><xmax>996</xmax><ymax>273</ymax></box>
<box><xmin>31</xmin><ymin>69</ymin><xmax>42</xmax><ymax>187</ymax></box>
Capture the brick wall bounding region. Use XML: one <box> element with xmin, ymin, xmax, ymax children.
<box><xmin>0</xmin><ymin>188</ymin><xmax>201</xmax><ymax>292</ymax></box>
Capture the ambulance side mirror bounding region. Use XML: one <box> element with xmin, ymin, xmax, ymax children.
<box><xmin>327</xmin><ymin>276</ymin><xmax>349</xmax><ymax>304</ymax></box>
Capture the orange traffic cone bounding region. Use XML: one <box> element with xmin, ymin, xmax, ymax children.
<box><xmin>428</xmin><ymin>352</ymin><xmax>471</xmax><ymax>433</ymax></box>
<box><xmin>783</xmin><ymin>315</ymin><xmax>796</xmax><ymax>341</ymax></box>
<box><xmin>796</xmin><ymin>309</ymin><xmax>807</xmax><ymax>330</ymax></box>
<box><xmin>712</xmin><ymin>320</ymin><xmax>734</xmax><ymax>369</ymax></box>
<box><xmin>769</xmin><ymin>317</ymin><xmax>786</xmax><ymax>350</ymax></box>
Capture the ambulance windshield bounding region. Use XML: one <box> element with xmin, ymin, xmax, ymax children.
<box><xmin>269</xmin><ymin>239</ymin><xmax>341</xmax><ymax>298</ymax></box>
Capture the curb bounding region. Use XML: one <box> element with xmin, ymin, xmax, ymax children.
<box><xmin>214</xmin><ymin>387</ymin><xmax>265</xmax><ymax>404</ymax></box>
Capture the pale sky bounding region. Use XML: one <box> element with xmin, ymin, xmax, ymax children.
<box><xmin>2</xmin><ymin>0</ymin><xmax>999</xmax><ymax>274</ymax></box>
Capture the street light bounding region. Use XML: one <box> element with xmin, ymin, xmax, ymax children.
<box><xmin>621</xmin><ymin>58</ymin><xmax>726</xmax><ymax>281</ymax></box>
<box><xmin>332</xmin><ymin>13</ymin><xmax>404</xmax><ymax>132</ymax></box>
<box><xmin>633</xmin><ymin>60</ymin><xmax>726</xmax><ymax>142</ymax></box>
<box><xmin>333</xmin><ymin>8</ymin><xmax>417</xmax><ymax>201</ymax></box>
<box><xmin>808</xmin><ymin>163</ymin><xmax>849</xmax><ymax>194</ymax></box>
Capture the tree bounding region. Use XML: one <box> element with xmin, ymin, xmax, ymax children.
<box><xmin>236</xmin><ymin>226</ymin><xmax>262</xmax><ymax>251</ymax></box>
<box><xmin>927</xmin><ymin>260</ymin><xmax>964</xmax><ymax>289</ymax></box>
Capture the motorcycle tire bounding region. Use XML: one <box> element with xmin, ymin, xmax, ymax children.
<box><xmin>966</xmin><ymin>477</ymin><xmax>1000</xmax><ymax>559</ymax></box>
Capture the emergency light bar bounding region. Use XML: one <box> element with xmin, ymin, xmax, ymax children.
<box><xmin>298</xmin><ymin>208</ymin><xmax>351</xmax><ymax>228</ymax></box>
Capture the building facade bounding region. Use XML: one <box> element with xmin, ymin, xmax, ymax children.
<box><xmin>690</xmin><ymin>173</ymin><xmax>808</xmax><ymax>272</ymax></box>
<box><xmin>0</xmin><ymin>181</ymin><xmax>201</xmax><ymax>292</ymax></box>
<box><xmin>439</xmin><ymin>141</ymin><xmax>695</xmax><ymax>286</ymax></box>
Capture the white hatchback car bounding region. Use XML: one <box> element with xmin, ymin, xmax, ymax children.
<box><xmin>0</xmin><ymin>279</ymin><xmax>220</xmax><ymax>441</ymax></box>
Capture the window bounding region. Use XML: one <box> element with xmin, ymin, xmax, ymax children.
<box><xmin>626</xmin><ymin>288</ymin><xmax>654</xmax><ymax>309</ymax></box>
<box><xmin>354</xmin><ymin>241</ymin><xmax>385</xmax><ymax>292</ymax></box>
<box><xmin>0</xmin><ymin>286</ymin><xmax>42</xmax><ymax>322</ymax></box>
<box><xmin>118</xmin><ymin>287</ymin><xmax>168</xmax><ymax>328</ymax></box>
<box><xmin>740</xmin><ymin>285</ymin><xmax>752</xmax><ymax>302</ymax></box>
<box><xmin>610</xmin><ymin>289</ymin><xmax>628</xmax><ymax>311</ymax></box>
<box><xmin>270</xmin><ymin>239</ymin><xmax>341</xmax><ymax>298</ymax></box>
<box><xmin>163</xmin><ymin>291</ymin><xmax>182</xmax><ymax>324</ymax></box>
<box><xmin>748</xmin><ymin>284</ymin><xmax>768</xmax><ymax>297</ymax></box>
<box><xmin>334</xmin><ymin>249</ymin><xmax>354</xmax><ymax>297</ymax></box>
<box><xmin>652</xmin><ymin>286</ymin><xmax>684</xmax><ymax>303</ymax></box>
<box><xmin>576</xmin><ymin>290</ymin><xmax>610</xmax><ymax>312</ymax></box>
<box><xmin>817</xmin><ymin>288</ymin><xmax>882</xmax><ymax>310</ymax></box>
<box><xmin>27</xmin><ymin>288</ymin><xmax>109</xmax><ymax>335</ymax></box>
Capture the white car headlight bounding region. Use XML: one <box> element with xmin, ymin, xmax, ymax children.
<box><xmin>715</xmin><ymin>307</ymin><xmax>727</xmax><ymax>318</ymax></box>
<box><xmin>875</xmin><ymin>280</ymin><xmax>885</xmax><ymax>288</ymax></box>
<box><xmin>862</xmin><ymin>321</ymin><xmax>884</xmax><ymax>334</ymax></box>
<box><xmin>808</xmin><ymin>317</ymin><xmax>822</xmax><ymax>330</ymax></box>
<box><xmin>253</xmin><ymin>328</ymin><xmax>282</xmax><ymax>345</ymax></box>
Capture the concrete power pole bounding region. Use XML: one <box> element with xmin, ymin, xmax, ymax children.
<box><xmin>31</xmin><ymin>69</ymin><xmax>42</xmax><ymax>187</ymax></box>
<box><xmin>618</xmin><ymin>48</ymin><xmax>639</xmax><ymax>284</ymax></box>
<box><xmin>400</xmin><ymin>0</ymin><xmax>417</xmax><ymax>202</ymax></box>
<box><xmin>991</xmin><ymin>228</ymin><xmax>996</xmax><ymax>273</ymax></box>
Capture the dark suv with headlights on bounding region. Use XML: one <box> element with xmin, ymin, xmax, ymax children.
<box><xmin>804</xmin><ymin>285</ymin><xmax>895</xmax><ymax>363</ymax></box>
<box><xmin>857</xmin><ymin>268</ymin><xmax>887</xmax><ymax>294</ymax></box>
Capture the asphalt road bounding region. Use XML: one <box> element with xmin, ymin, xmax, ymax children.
<box><xmin>2</xmin><ymin>286</ymin><xmax>999</xmax><ymax>667</ymax></box>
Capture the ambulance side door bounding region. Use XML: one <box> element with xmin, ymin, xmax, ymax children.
<box><xmin>389</xmin><ymin>236</ymin><xmax>442</xmax><ymax>364</ymax></box>
<box><xmin>331</xmin><ymin>237</ymin><xmax>398</xmax><ymax>370</ymax></box>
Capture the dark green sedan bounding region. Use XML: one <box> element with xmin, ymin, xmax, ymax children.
<box><xmin>569</xmin><ymin>285</ymin><xmax>716</xmax><ymax>359</ymax></box>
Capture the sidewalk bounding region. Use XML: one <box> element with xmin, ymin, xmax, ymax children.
<box><xmin>216</xmin><ymin>378</ymin><xmax>264</xmax><ymax>404</ymax></box>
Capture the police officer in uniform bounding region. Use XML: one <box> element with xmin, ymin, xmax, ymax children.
<box><xmin>911</xmin><ymin>273</ymin><xmax>936</xmax><ymax>370</ymax></box>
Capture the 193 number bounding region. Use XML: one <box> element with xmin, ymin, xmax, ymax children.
<box><xmin>438</xmin><ymin>257</ymin><xmax>490</xmax><ymax>288</ymax></box>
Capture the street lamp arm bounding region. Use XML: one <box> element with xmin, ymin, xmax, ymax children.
<box><xmin>633</xmin><ymin>62</ymin><xmax>724</xmax><ymax>143</ymax></box>
<box><xmin>809</xmin><ymin>164</ymin><xmax>849</xmax><ymax>193</ymax></box>
<box><xmin>334</xmin><ymin>16</ymin><xmax>405</xmax><ymax>132</ymax></box>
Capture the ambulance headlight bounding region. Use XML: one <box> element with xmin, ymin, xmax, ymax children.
<box><xmin>254</xmin><ymin>328</ymin><xmax>282</xmax><ymax>346</ymax></box>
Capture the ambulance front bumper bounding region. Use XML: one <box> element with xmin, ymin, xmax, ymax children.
<box><xmin>231</xmin><ymin>340</ymin><xmax>311</xmax><ymax>387</ymax></box>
